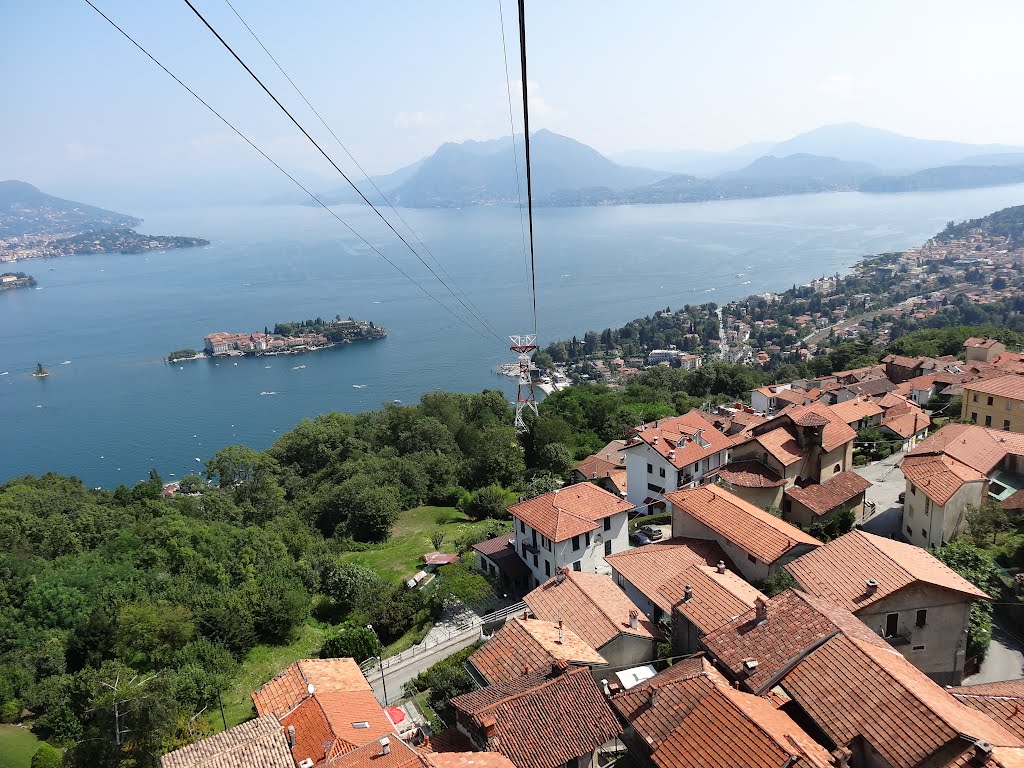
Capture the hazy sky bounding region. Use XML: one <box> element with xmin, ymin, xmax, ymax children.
<box><xmin>4</xmin><ymin>0</ymin><xmax>1024</xmax><ymax>206</ymax></box>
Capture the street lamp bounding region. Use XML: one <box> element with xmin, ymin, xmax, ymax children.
<box><xmin>367</xmin><ymin>624</ymin><xmax>387</xmax><ymax>704</ymax></box>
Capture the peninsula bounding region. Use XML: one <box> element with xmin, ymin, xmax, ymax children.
<box><xmin>0</xmin><ymin>180</ymin><xmax>207</xmax><ymax>262</ymax></box>
<box><xmin>168</xmin><ymin>315</ymin><xmax>387</xmax><ymax>362</ymax></box>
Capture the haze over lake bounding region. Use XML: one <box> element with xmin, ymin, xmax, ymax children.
<box><xmin>4</xmin><ymin>186</ymin><xmax>1024</xmax><ymax>488</ymax></box>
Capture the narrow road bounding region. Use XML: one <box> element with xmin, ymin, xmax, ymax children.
<box><xmin>963</xmin><ymin>622</ymin><xmax>1024</xmax><ymax>685</ymax></box>
<box><xmin>366</xmin><ymin>624</ymin><xmax>483</xmax><ymax>704</ymax></box>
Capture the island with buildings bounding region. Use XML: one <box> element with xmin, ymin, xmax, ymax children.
<box><xmin>0</xmin><ymin>271</ymin><xmax>36</xmax><ymax>291</ymax></box>
<box><xmin>168</xmin><ymin>316</ymin><xmax>387</xmax><ymax>362</ymax></box>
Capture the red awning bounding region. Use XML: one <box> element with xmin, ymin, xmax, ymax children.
<box><xmin>386</xmin><ymin>706</ymin><xmax>406</xmax><ymax>724</ymax></box>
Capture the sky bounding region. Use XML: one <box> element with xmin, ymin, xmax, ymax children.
<box><xmin>4</xmin><ymin>0</ymin><xmax>1024</xmax><ymax>207</ymax></box>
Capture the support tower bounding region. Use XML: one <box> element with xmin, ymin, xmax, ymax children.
<box><xmin>509</xmin><ymin>334</ymin><xmax>538</xmax><ymax>432</ymax></box>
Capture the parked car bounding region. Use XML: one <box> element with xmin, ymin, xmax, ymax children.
<box><xmin>640</xmin><ymin>524</ymin><xmax>664</xmax><ymax>540</ymax></box>
<box><xmin>629</xmin><ymin>531</ymin><xmax>652</xmax><ymax>547</ymax></box>
<box><xmin>898</xmin><ymin>491</ymin><xmax>906</xmax><ymax>504</ymax></box>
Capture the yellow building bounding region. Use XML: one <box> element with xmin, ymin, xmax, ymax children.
<box><xmin>962</xmin><ymin>375</ymin><xmax>1024</xmax><ymax>432</ymax></box>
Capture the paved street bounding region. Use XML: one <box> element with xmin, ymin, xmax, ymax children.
<box><xmin>963</xmin><ymin>622</ymin><xmax>1024</xmax><ymax>685</ymax></box>
<box><xmin>853</xmin><ymin>451</ymin><xmax>906</xmax><ymax>538</ymax></box>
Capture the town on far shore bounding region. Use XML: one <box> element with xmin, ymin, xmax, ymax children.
<box><xmin>167</xmin><ymin>315</ymin><xmax>387</xmax><ymax>362</ymax></box>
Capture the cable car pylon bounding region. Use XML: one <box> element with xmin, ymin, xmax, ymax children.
<box><xmin>509</xmin><ymin>334</ymin><xmax>538</xmax><ymax>432</ymax></box>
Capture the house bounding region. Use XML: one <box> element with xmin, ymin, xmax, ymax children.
<box><xmin>962</xmin><ymin>375</ymin><xmax>1024</xmax><ymax>432</ymax></box>
<box><xmin>668</xmin><ymin>563</ymin><xmax>766</xmax><ymax>654</ymax></box>
<box><xmin>749</xmin><ymin>383</ymin><xmax>819</xmax><ymax>416</ymax></box>
<box><xmin>572</xmin><ymin>441</ymin><xmax>628</xmax><ymax>497</ymax></box>
<box><xmin>964</xmin><ymin>337</ymin><xmax>1007</xmax><ymax>363</ymax></box>
<box><xmin>899</xmin><ymin>423</ymin><xmax>1024</xmax><ymax>548</ymax></box>
<box><xmin>827</xmin><ymin>397</ymin><xmax>883</xmax><ymax>431</ymax></box>
<box><xmin>622</xmin><ymin>412</ymin><xmax>734</xmax><ymax>511</ymax></box>
<box><xmin>160</xmin><ymin>715</ymin><xmax>294</xmax><ymax>768</ymax></box>
<box><xmin>785</xmin><ymin>530</ymin><xmax>990</xmax><ymax>684</ymax></box>
<box><xmin>252</xmin><ymin>658</ymin><xmax>397</xmax><ymax>768</ymax></box>
<box><xmin>608</xmin><ymin>656</ymin><xmax>833</xmax><ymax>768</ymax></box>
<box><xmin>702</xmin><ymin>589</ymin><xmax>1021</xmax><ymax>768</ymax></box>
<box><xmin>452</xmin><ymin>666</ymin><xmax>620</xmax><ymax>768</ymax></box>
<box><xmin>666</xmin><ymin>485</ymin><xmax>821</xmax><ymax>581</ymax></box>
<box><xmin>782</xmin><ymin>471</ymin><xmax>872</xmax><ymax>529</ymax></box>
<box><xmin>950</xmin><ymin>680</ymin><xmax>1024</xmax><ymax>739</ymax></box>
<box><xmin>722</xmin><ymin>402</ymin><xmax>857</xmax><ymax>510</ymax></box>
<box><xmin>524</xmin><ymin>570</ymin><xmax>661</xmax><ymax>670</ymax></box>
<box><xmin>509</xmin><ymin>483</ymin><xmax>633</xmax><ymax>587</ymax></box>
<box><xmin>605</xmin><ymin>538</ymin><xmax>736</xmax><ymax>623</ymax></box>
<box><xmin>467</xmin><ymin>616</ymin><xmax>607</xmax><ymax>686</ymax></box>
<box><xmin>472</xmin><ymin>534</ymin><xmax>531</xmax><ymax>596</ymax></box>
<box><xmin>879</xmin><ymin>407</ymin><xmax>931</xmax><ymax>451</ymax></box>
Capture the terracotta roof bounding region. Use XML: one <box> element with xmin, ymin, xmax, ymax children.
<box><xmin>472</xmin><ymin>533</ymin><xmax>517</xmax><ymax>558</ymax></box>
<box><xmin>844</xmin><ymin>377</ymin><xmax>898</xmax><ymax>398</ymax></box>
<box><xmin>328</xmin><ymin>737</ymin><xmax>423</xmax><ymax>768</ymax></box>
<box><xmin>785</xmin><ymin>530</ymin><xmax>990</xmax><ymax>613</ymax></box>
<box><xmin>605</xmin><ymin>538</ymin><xmax>737</xmax><ymax>614</ymax></box>
<box><xmin>789</xmin><ymin>402</ymin><xmax>859</xmax><ymax>451</ymax></box>
<box><xmin>253</xmin><ymin>658</ymin><xmax>372</xmax><ymax>718</ymax></box>
<box><xmin>951</xmin><ymin>680</ymin><xmax>1024</xmax><ymax>739</ymax></box>
<box><xmin>1003</xmin><ymin>490</ymin><xmax>1024</xmax><ymax>511</ymax></box>
<box><xmin>717</xmin><ymin>460</ymin><xmax>786</xmax><ymax>488</ymax></box>
<box><xmin>419</xmin><ymin>728</ymin><xmax>474</xmax><ymax>754</ymax></box>
<box><xmin>160</xmin><ymin>715</ymin><xmax>294</xmax><ymax>768</ymax></box>
<box><xmin>467</xmin><ymin>617</ymin><xmax>606</xmax><ymax>685</ymax></box>
<box><xmin>965</xmin><ymin>337</ymin><xmax>1001</xmax><ymax>349</ymax></box>
<box><xmin>781</xmin><ymin>632</ymin><xmax>1021</xmax><ymax>768</ymax></box>
<box><xmin>670</xmin><ymin>565</ymin><xmax>767</xmax><ymax>636</ymax></box>
<box><xmin>791</xmin><ymin>409</ymin><xmax>830</xmax><ymax>427</ymax></box>
<box><xmin>623</xmin><ymin>411</ymin><xmax>734</xmax><ymax>470</ymax></box>
<box><xmin>702</xmin><ymin>589</ymin><xmax>883</xmax><ymax>694</ymax></box>
<box><xmin>827</xmin><ymin>397</ymin><xmax>884</xmax><ymax>425</ymax></box>
<box><xmin>666</xmin><ymin>486</ymin><xmax>821</xmax><ymax>565</ymax></box>
<box><xmin>508</xmin><ymin>483</ymin><xmax>632</xmax><ymax>542</ymax></box>
<box><xmin>909</xmin><ymin>423</ymin><xmax>1014</xmax><ymax>474</ymax></box>
<box><xmin>611</xmin><ymin>656</ymin><xmax>832</xmax><ymax>768</ymax></box>
<box><xmin>452</xmin><ymin>667</ymin><xmax>621</xmax><ymax>768</ymax></box>
<box><xmin>751</xmin><ymin>425</ymin><xmax>805</xmax><ymax>466</ymax></box>
<box><xmin>964</xmin><ymin>374</ymin><xmax>1024</xmax><ymax>400</ymax></box>
<box><xmin>881</xmin><ymin>410</ymin><xmax>931</xmax><ymax>439</ymax></box>
<box><xmin>900</xmin><ymin>453</ymin><xmax>986</xmax><ymax>505</ymax></box>
<box><xmin>573</xmin><ymin>454</ymin><xmax>621</xmax><ymax>480</ymax></box>
<box><xmin>783</xmin><ymin>472</ymin><xmax>872</xmax><ymax>517</ymax></box>
<box><xmin>422</xmin><ymin>753</ymin><xmax>516</xmax><ymax>768</ymax></box>
<box><xmin>523</xmin><ymin>571</ymin><xmax>661</xmax><ymax>649</ymax></box>
<box><xmin>877</xmin><ymin>392</ymin><xmax>912</xmax><ymax>410</ymax></box>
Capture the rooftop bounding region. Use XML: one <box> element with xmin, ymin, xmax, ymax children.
<box><xmin>670</xmin><ymin>565</ymin><xmax>767</xmax><ymax>636</ymax></box>
<box><xmin>963</xmin><ymin>374</ymin><xmax>1024</xmax><ymax>400</ymax></box>
<box><xmin>666</xmin><ymin>485</ymin><xmax>821</xmax><ymax>565</ymax></box>
<box><xmin>901</xmin><ymin>453</ymin><xmax>987</xmax><ymax>505</ymax></box>
<box><xmin>507</xmin><ymin>483</ymin><xmax>633</xmax><ymax>542</ymax></box>
<box><xmin>467</xmin><ymin>616</ymin><xmax>606</xmax><ymax>685</ymax></box>
<box><xmin>909</xmin><ymin>423</ymin><xmax>1024</xmax><ymax>475</ymax></box>
<box><xmin>785</xmin><ymin>530</ymin><xmax>990</xmax><ymax>613</ymax></box>
<box><xmin>951</xmin><ymin>680</ymin><xmax>1024</xmax><ymax>740</ymax></box>
<box><xmin>717</xmin><ymin>460</ymin><xmax>786</xmax><ymax>488</ymax></box>
<box><xmin>827</xmin><ymin>397</ymin><xmax>884</xmax><ymax>425</ymax></box>
<box><xmin>783</xmin><ymin>472</ymin><xmax>872</xmax><ymax>517</ymax></box>
<box><xmin>523</xmin><ymin>570</ymin><xmax>660</xmax><ymax>649</ymax></box>
<box><xmin>160</xmin><ymin>715</ymin><xmax>293</xmax><ymax>768</ymax></box>
<box><xmin>624</xmin><ymin>411</ymin><xmax>734</xmax><ymax>470</ymax></box>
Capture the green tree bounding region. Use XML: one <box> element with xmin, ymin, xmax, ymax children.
<box><xmin>967</xmin><ymin>501</ymin><xmax>1012</xmax><ymax>546</ymax></box>
<box><xmin>460</xmin><ymin>484</ymin><xmax>515</xmax><ymax>520</ymax></box>
<box><xmin>177</xmin><ymin>473</ymin><xmax>204</xmax><ymax>494</ymax></box>
<box><xmin>934</xmin><ymin>541</ymin><xmax>1000</xmax><ymax>660</ymax></box>
<box><xmin>756</xmin><ymin>570</ymin><xmax>795</xmax><ymax>597</ymax></box>
<box><xmin>321</xmin><ymin>623</ymin><xmax>379</xmax><ymax>663</ymax></box>
<box><xmin>31</xmin><ymin>743</ymin><xmax>62</xmax><ymax>768</ymax></box>
<box><xmin>346</xmin><ymin>486</ymin><xmax>401</xmax><ymax>542</ymax></box>
<box><xmin>204</xmin><ymin>445</ymin><xmax>284</xmax><ymax>520</ymax></box>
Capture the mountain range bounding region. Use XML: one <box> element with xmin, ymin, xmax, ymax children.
<box><xmin>0</xmin><ymin>180</ymin><xmax>140</xmax><ymax>238</ymax></box>
<box><xmin>309</xmin><ymin>123</ymin><xmax>1024</xmax><ymax>210</ymax></box>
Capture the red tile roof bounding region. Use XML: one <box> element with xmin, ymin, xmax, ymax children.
<box><xmin>452</xmin><ymin>667</ymin><xmax>620</xmax><ymax>768</ymax></box>
<box><xmin>788</xmin><ymin>402</ymin><xmax>858</xmax><ymax>451</ymax></box>
<box><xmin>523</xmin><ymin>571</ymin><xmax>660</xmax><ymax>649</ymax></box>
<box><xmin>670</xmin><ymin>565</ymin><xmax>766</xmax><ymax>636</ymax></box>
<box><xmin>965</xmin><ymin>337</ymin><xmax>1002</xmax><ymax>350</ymax></box>
<box><xmin>785</xmin><ymin>530</ymin><xmax>989</xmax><ymax>613</ymax></box>
<box><xmin>964</xmin><ymin>374</ymin><xmax>1024</xmax><ymax>401</ymax></box>
<box><xmin>160</xmin><ymin>715</ymin><xmax>294</xmax><ymax>768</ymax></box>
<box><xmin>717</xmin><ymin>460</ymin><xmax>786</xmax><ymax>488</ymax></box>
<box><xmin>881</xmin><ymin>409</ymin><xmax>931</xmax><ymax>439</ymax></box>
<box><xmin>472</xmin><ymin>533</ymin><xmax>517</xmax><ymax>558</ymax></box>
<box><xmin>508</xmin><ymin>483</ymin><xmax>632</xmax><ymax>542</ymax></box>
<box><xmin>827</xmin><ymin>397</ymin><xmax>884</xmax><ymax>425</ymax></box>
<box><xmin>422</xmin><ymin>752</ymin><xmax>516</xmax><ymax>768</ymax></box>
<box><xmin>467</xmin><ymin>617</ymin><xmax>606</xmax><ymax>685</ymax></box>
<box><xmin>951</xmin><ymin>680</ymin><xmax>1024</xmax><ymax>739</ymax></box>
<box><xmin>908</xmin><ymin>423</ymin><xmax>1011</xmax><ymax>474</ymax></box>
<box><xmin>328</xmin><ymin>736</ymin><xmax>423</xmax><ymax>768</ymax></box>
<box><xmin>667</xmin><ymin>486</ymin><xmax>821</xmax><ymax>565</ymax></box>
<box><xmin>900</xmin><ymin>453</ymin><xmax>986</xmax><ymax>505</ymax></box>
<box><xmin>605</xmin><ymin>538</ymin><xmax>736</xmax><ymax>614</ymax></box>
<box><xmin>610</xmin><ymin>656</ymin><xmax>832</xmax><ymax>768</ymax></box>
<box><xmin>783</xmin><ymin>472</ymin><xmax>872</xmax><ymax>517</ymax></box>
<box><xmin>750</xmin><ymin>424</ymin><xmax>805</xmax><ymax>466</ymax></box>
<box><xmin>624</xmin><ymin>411</ymin><xmax>734</xmax><ymax>471</ymax></box>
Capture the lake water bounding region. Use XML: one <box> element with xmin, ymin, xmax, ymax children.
<box><xmin>4</xmin><ymin>186</ymin><xmax>1024</xmax><ymax>488</ymax></box>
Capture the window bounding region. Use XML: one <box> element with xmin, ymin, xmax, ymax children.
<box><xmin>544</xmin><ymin>560</ymin><xmax>551</xmax><ymax>577</ymax></box>
<box><xmin>1005</xmin><ymin>420</ymin><xmax>1012</xmax><ymax>431</ymax></box>
<box><xmin>985</xmin><ymin>415</ymin><xmax>993</xmax><ymax>427</ymax></box>
<box><xmin>533</xmin><ymin>554</ymin><xmax>538</xmax><ymax>567</ymax></box>
<box><xmin>604</xmin><ymin>540</ymin><xmax>612</xmax><ymax>556</ymax></box>
<box><xmin>603</xmin><ymin>517</ymin><xmax>611</xmax><ymax>531</ymax></box>
<box><xmin>647</xmin><ymin>463</ymin><xmax>653</xmax><ymax>474</ymax></box>
<box><xmin>910</xmin><ymin>485</ymin><xmax>916</xmax><ymax>496</ymax></box>
<box><xmin>659</xmin><ymin>467</ymin><xmax>666</xmax><ymax>478</ymax></box>
<box><xmin>693</xmin><ymin>463</ymin><xmax>699</xmax><ymax>472</ymax></box>
<box><xmin>747</xmin><ymin>554</ymin><xmax>757</xmax><ymax>564</ymax></box>
<box><xmin>834</xmin><ymin>464</ymin><xmax>841</xmax><ymax>473</ymax></box>
<box><xmin>912</xmin><ymin>645</ymin><xmax>925</xmax><ymax>651</ymax></box>
<box><xmin>585</xmin><ymin>532</ymin><xmax>591</xmax><ymax>546</ymax></box>
<box><xmin>972</xmin><ymin>393</ymin><xmax>979</xmax><ymax>403</ymax></box>
<box><xmin>1008</xmin><ymin>401</ymin><xmax>1014</xmax><ymax>411</ymax></box>
<box><xmin>520</xmin><ymin>521</ymin><xmax>525</xmax><ymax>533</ymax></box>
<box><xmin>916</xmin><ymin>609</ymin><xmax>927</xmax><ymax>627</ymax></box>
<box><xmin>572</xmin><ymin>561</ymin><xmax>581</xmax><ymax>572</ymax></box>
<box><xmin>522</xmin><ymin>543</ymin><xmax>527</xmax><ymax>558</ymax></box>
<box><xmin>924</xmin><ymin>499</ymin><xmax>930</xmax><ymax>516</ymax></box>
<box><xmin>884</xmin><ymin>613</ymin><xmax>899</xmax><ymax>638</ymax></box>
<box><xmin>572</xmin><ymin>535</ymin><xmax>580</xmax><ymax>551</ymax></box>
<box><xmin>543</xmin><ymin>536</ymin><xmax>552</xmax><ymax>552</ymax></box>
<box><xmin>988</xmin><ymin>396</ymin><xmax>995</xmax><ymax>406</ymax></box>
<box><xmin>971</xmin><ymin>412</ymin><xmax>978</xmax><ymax>422</ymax></box>
<box><xmin>906</xmin><ymin>525</ymin><xmax>913</xmax><ymax>536</ymax></box>
<box><xmin>921</xmin><ymin>528</ymin><xmax>927</xmax><ymax>538</ymax></box>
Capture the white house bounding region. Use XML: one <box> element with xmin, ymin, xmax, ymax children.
<box><xmin>623</xmin><ymin>411</ymin><xmax>733</xmax><ymax>512</ymax></box>
<box><xmin>509</xmin><ymin>482</ymin><xmax>633</xmax><ymax>589</ymax></box>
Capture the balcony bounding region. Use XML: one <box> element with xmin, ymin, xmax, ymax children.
<box><xmin>884</xmin><ymin>629</ymin><xmax>911</xmax><ymax>647</ymax></box>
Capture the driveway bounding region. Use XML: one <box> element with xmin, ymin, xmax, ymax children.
<box><xmin>963</xmin><ymin>622</ymin><xmax>1024</xmax><ymax>685</ymax></box>
<box><xmin>853</xmin><ymin>452</ymin><xmax>906</xmax><ymax>538</ymax></box>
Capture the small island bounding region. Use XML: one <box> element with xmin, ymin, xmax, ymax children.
<box><xmin>168</xmin><ymin>315</ymin><xmax>387</xmax><ymax>362</ymax></box>
<box><xmin>0</xmin><ymin>271</ymin><xmax>36</xmax><ymax>291</ymax></box>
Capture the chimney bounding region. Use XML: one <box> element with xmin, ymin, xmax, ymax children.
<box><xmin>629</xmin><ymin>609</ymin><xmax>639</xmax><ymax>629</ymax></box>
<box><xmin>683</xmin><ymin>584</ymin><xmax>693</xmax><ymax>603</ymax></box>
<box><xmin>755</xmin><ymin>597</ymin><xmax>768</xmax><ymax>623</ymax></box>
<box><xmin>830</xmin><ymin>747</ymin><xmax>852</xmax><ymax>767</ymax></box>
<box><xmin>716</xmin><ymin>560</ymin><xmax>726</xmax><ymax>574</ymax></box>
<box><xmin>523</xmin><ymin>664</ymin><xmax>530</xmax><ymax>675</ymax></box>
<box><xmin>649</xmin><ymin>688</ymin><xmax>659</xmax><ymax>708</ymax></box>
<box><xmin>287</xmin><ymin>725</ymin><xmax>295</xmax><ymax>748</ymax></box>
<box><xmin>558</xmin><ymin>619</ymin><xmax>565</xmax><ymax>644</ymax></box>
<box><xmin>523</xmin><ymin>610</ymin><xmax>529</xmax><ymax>620</ymax></box>
<box><xmin>653</xmin><ymin>436</ymin><xmax>659</xmax><ymax>445</ymax></box>
<box><xmin>975</xmin><ymin>740</ymin><xmax>994</xmax><ymax>763</ymax></box>
<box><xmin>592</xmin><ymin>472</ymin><xmax>598</xmax><ymax>480</ymax></box>
<box><xmin>379</xmin><ymin>737</ymin><xmax>391</xmax><ymax>756</ymax></box>
<box><xmin>865</xmin><ymin>578</ymin><xmax>879</xmax><ymax>594</ymax></box>
<box><xmin>743</xmin><ymin>659</ymin><xmax>759</xmax><ymax>673</ymax></box>
<box><xmin>601</xmin><ymin>678</ymin><xmax>610</xmax><ymax>696</ymax></box>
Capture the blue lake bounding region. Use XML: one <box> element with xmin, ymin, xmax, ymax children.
<box><xmin>3</xmin><ymin>186</ymin><xmax>1024</xmax><ymax>487</ymax></box>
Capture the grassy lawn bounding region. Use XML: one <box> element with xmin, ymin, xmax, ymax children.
<box><xmin>338</xmin><ymin>506</ymin><xmax>504</xmax><ymax>581</ymax></box>
<box><xmin>219</xmin><ymin>622</ymin><xmax>329</xmax><ymax>729</ymax></box>
<box><xmin>0</xmin><ymin>725</ymin><xmax>43</xmax><ymax>768</ymax></box>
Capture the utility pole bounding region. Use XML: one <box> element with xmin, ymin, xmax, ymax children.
<box><xmin>510</xmin><ymin>335</ymin><xmax>538</xmax><ymax>432</ymax></box>
<box><xmin>367</xmin><ymin>624</ymin><xmax>387</xmax><ymax>704</ymax></box>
